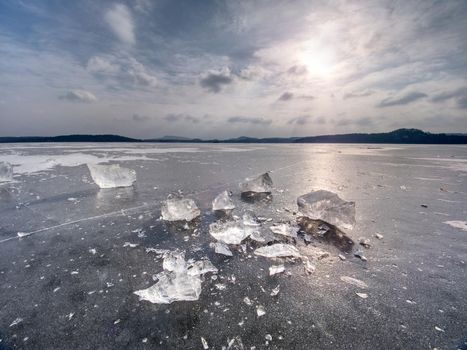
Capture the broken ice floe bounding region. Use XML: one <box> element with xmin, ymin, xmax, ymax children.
<box><xmin>254</xmin><ymin>244</ymin><xmax>301</xmax><ymax>258</ymax></box>
<box><xmin>340</xmin><ymin>276</ymin><xmax>368</xmax><ymax>289</ymax></box>
<box><xmin>87</xmin><ymin>163</ymin><xmax>136</xmax><ymax>189</ymax></box>
<box><xmin>161</xmin><ymin>197</ymin><xmax>201</xmax><ymax>222</ymax></box>
<box><xmin>212</xmin><ymin>190</ymin><xmax>235</xmax><ymax>211</ymax></box>
<box><xmin>297</xmin><ymin>216</ymin><xmax>354</xmax><ymax>253</ymax></box>
<box><xmin>270</xmin><ymin>223</ymin><xmax>299</xmax><ymax>238</ymax></box>
<box><xmin>210</xmin><ymin>242</ymin><xmax>233</xmax><ymax>256</ymax></box>
<box><xmin>209</xmin><ymin>220</ymin><xmax>250</xmax><ymax>245</ymax></box>
<box><xmin>297</xmin><ymin>190</ymin><xmax>356</xmax><ymax>230</ymax></box>
<box><xmin>0</xmin><ymin>161</ymin><xmax>13</xmax><ymax>182</ymax></box>
<box><xmin>134</xmin><ymin>251</ymin><xmax>217</xmax><ymax>304</ymax></box>
<box><xmin>240</xmin><ymin>172</ymin><xmax>273</xmax><ymax>194</ymax></box>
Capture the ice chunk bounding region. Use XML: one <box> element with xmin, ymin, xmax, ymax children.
<box><xmin>87</xmin><ymin>163</ymin><xmax>136</xmax><ymax>189</ymax></box>
<box><xmin>254</xmin><ymin>244</ymin><xmax>301</xmax><ymax>258</ymax></box>
<box><xmin>0</xmin><ymin>161</ymin><xmax>13</xmax><ymax>182</ymax></box>
<box><xmin>212</xmin><ymin>190</ymin><xmax>235</xmax><ymax>211</ymax></box>
<box><xmin>210</xmin><ymin>242</ymin><xmax>233</xmax><ymax>256</ymax></box>
<box><xmin>269</xmin><ymin>264</ymin><xmax>285</xmax><ymax>275</ymax></box>
<box><xmin>256</xmin><ymin>305</ymin><xmax>266</xmax><ymax>317</ymax></box>
<box><xmin>270</xmin><ymin>223</ymin><xmax>299</xmax><ymax>238</ymax></box>
<box><xmin>242</xmin><ymin>211</ymin><xmax>260</xmax><ymax>226</ymax></box>
<box><xmin>240</xmin><ymin>172</ymin><xmax>273</xmax><ymax>193</ymax></box>
<box><xmin>297</xmin><ymin>190</ymin><xmax>356</xmax><ymax>230</ymax></box>
<box><xmin>134</xmin><ymin>251</ymin><xmax>217</xmax><ymax>304</ymax></box>
<box><xmin>161</xmin><ymin>197</ymin><xmax>201</xmax><ymax>222</ymax></box>
<box><xmin>303</xmin><ymin>257</ymin><xmax>316</xmax><ymax>274</ymax></box>
<box><xmin>249</xmin><ymin>229</ymin><xmax>276</xmax><ymax>243</ymax></box>
<box><xmin>209</xmin><ymin>220</ymin><xmax>250</xmax><ymax>245</ymax></box>
<box><xmin>340</xmin><ymin>276</ymin><xmax>368</xmax><ymax>289</ymax></box>
<box><xmin>270</xmin><ymin>285</ymin><xmax>280</xmax><ymax>296</ymax></box>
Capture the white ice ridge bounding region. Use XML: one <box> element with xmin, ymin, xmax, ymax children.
<box><xmin>297</xmin><ymin>190</ymin><xmax>356</xmax><ymax>230</ymax></box>
<box><xmin>240</xmin><ymin>172</ymin><xmax>273</xmax><ymax>193</ymax></box>
<box><xmin>161</xmin><ymin>197</ymin><xmax>201</xmax><ymax>221</ymax></box>
<box><xmin>254</xmin><ymin>244</ymin><xmax>302</xmax><ymax>258</ymax></box>
<box><xmin>87</xmin><ymin>163</ymin><xmax>136</xmax><ymax>188</ymax></box>
<box><xmin>134</xmin><ymin>251</ymin><xmax>217</xmax><ymax>304</ymax></box>
<box><xmin>209</xmin><ymin>220</ymin><xmax>251</xmax><ymax>245</ymax></box>
<box><xmin>212</xmin><ymin>190</ymin><xmax>235</xmax><ymax>211</ymax></box>
<box><xmin>0</xmin><ymin>161</ymin><xmax>13</xmax><ymax>182</ymax></box>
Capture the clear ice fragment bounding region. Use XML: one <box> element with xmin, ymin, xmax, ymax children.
<box><xmin>269</xmin><ymin>264</ymin><xmax>285</xmax><ymax>275</ymax></box>
<box><xmin>212</xmin><ymin>190</ymin><xmax>235</xmax><ymax>211</ymax></box>
<box><xmin>254</xmin><ymin>244</ymin><xmax>301</xmax><ymax>258</ymax></box>
<box><xmin>240</xmin><ymin>173</ymin><xmax>273</xmax><ymax>193</ymax></box>
<box><xmin>209</xmin><ymin>220</ymin><xmax>250</xmax><ymax>245</ymax></box>
<box><xmin>297</xmin><ymin>190</ymin><xmax>356</xmax><ymax>230</ymax></box>
<box><xmin>210</xmin><ymin>242</ymin><xmax>233</xmax><ymax>256</ymax></box>
<box><xmin>270</xmin><ymin>223</ymin><xmax>299</xmax><ymax>238</ymax></box>
<box><xmin>0</xmin><ymin>162</ymin><xmax>13</xmax><ymax>182</ymax></box>
<box><xmin>87</xmin><ymin>163</ymin><xmax>136</xmax><ymax>188</ymax></box>
<box><xmin>161</xmin><ymin>197</ymin><xmax>201</xmax><ymax>222</ymax></box>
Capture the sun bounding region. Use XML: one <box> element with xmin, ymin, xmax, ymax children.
<box><xmin>299</xmin><ymin>46</ymin><xmax>336</xmax><ymax>79</ymax></box>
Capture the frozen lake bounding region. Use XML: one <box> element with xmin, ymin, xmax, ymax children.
<box><xmin>0</xmin><ymin>143</ymin><xmax>466</xmax><ymax>349</ymax></box>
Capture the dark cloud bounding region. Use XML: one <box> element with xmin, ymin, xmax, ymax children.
<box><xmin>287</xmin><ymin>115</ymin><xmax>311</xmax><ymax>125</ymax></box>
<box><xmin>287</xmin><ymin>65</ymin><xmax>307</xmax><ymax>75</ymax></box>
<box><xmin>132</xmin><ymin>114</ymin><xmax>151</xmax><ymax>122</ymax></box>
<box><xmin>200</xmin><ymin>70</ymin><xmax>233</xmax><ymax>93</ymax></box>
<box><xmin>343</xmin><ymin>90</ymin><xmax>374</xmax><ymax>99</ymax></box>
<box><xmin>278</xmin><ymin>92</ymin><xmax>294</xmax><ymax>101</ymax></box>
<box><xmin>377</xmin><ymin>92</ymin><xmax>427</xmax><ymax>107</ymax></box>
<box><xmin>58</xmin><ymin>90</ymin><xmax>97</xmax><ymax>103</ymax></box>
<box><xmin>227</xmin><ymin>116</ymin><xmax>272</xmax><ymax>126</ymax></box>
<box><xmin>431</xmin><ymin>87</ymin><xmax>467</xmax><ymax>109</ymax></box>
<box><xmin>164</xmin><ymin>113</ymin><xmax>200</xmax><ymax>123</ymax></box>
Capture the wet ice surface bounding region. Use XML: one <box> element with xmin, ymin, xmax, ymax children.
<box><xmin>0</xmin><ymin>143</ymin><xmax>466</xmax><ymax>349</ymax></box>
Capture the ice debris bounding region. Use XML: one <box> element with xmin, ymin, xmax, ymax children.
<box><xmin>254</xmin><ymin>244</ymin><xmax>301</xmax><ymax>258</ymax></box>
<box><xmin>209</xmin><ymin>220</ymin><xmax>250</xmax><ymax>245</ymax></box>
<box><xmin>256</xmin><ymin>305</ymin><xmax>266</xmax><ymax>317</ymax></box>
<box><xmin>212</xmin><ymin>190</ymin><xmax>235</xmax><ymax>211</ymax></box>
<box><xmin>86</xmin><ymin>163</ymin><xmax>136</xmax><ymax>189</ymax></box>
<box><xmin>240</xmin><ymin>172</ymin><xmax>273</xmax><ymax>193</ymax></box>
<box><xmin>270</xmin><ymin>285</ymin><xmax>280</xmax><ymax>296</ymax></box>
<box><xmin>444</xmin><ymin>220</ymin><xmax>467</xmax><ymax>232</ymax></box>
<box><xmin>201</xmin><ymin>337</ymin><xmax>209</xmax><ymax>349</ymax></box>
<box><xmin>134</xmin><ymin>251</ymin><xmax>216</xmax><ymax>304</ymax></box>
<box><xmin>269</xmin><ymin>264</ymin><xmax>285</xmax><ymax>275</ymax></box>
<box><xmin>303</xmin><ymin>257</ymin><xmax>316</xmax><ymax>274</ymax></box>
<box><xmin>297</xmin><ymin>190</ymin><xmax>356</xmax><ymax>230</ymax></box>
<box><xmin>340</xmin><ymin>276</ymin><xmax>368</xmax><ymax>289</ymax></box>
<box><xmin>356</xmin><ymin>292</ymin><xmax>368</xmax><ymax>299</ymax></box>
<box><xmin>210</xmin><ymin>242</ymin><xmax>233</xmax><ymax>256</ymax></box>
<box><xmin>161</xmin><ymin>197</ymin><xmax>201</xmax><ymax>222</ymax></box>
<box><xmin>270</xmin><ymin>223</ymin><xmax>299</xmax><ymax>238</ymax></box>
<box><xmin>0</xmin><ymin>161</ymin><xmax>13</xmax><ymax>182</ymax></box>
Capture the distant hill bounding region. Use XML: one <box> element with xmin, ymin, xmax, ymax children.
<box><xmin>0</xmin><ymin>129</ymin><xmax>466</xmax><ymax>144</ymax></box>
<box><xmin>0</xmin><ymin>134</ymin><xmax>140</xmax><ymax>143</ymax></box>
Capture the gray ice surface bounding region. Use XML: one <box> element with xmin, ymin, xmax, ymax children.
<box><xmin>0</xmin><ymin>143</ymin><xmax>466</xmax><ymax>349</ymax></box>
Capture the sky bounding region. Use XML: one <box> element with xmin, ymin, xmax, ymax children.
<box><xmin>0</xmin><ymin>0</ymin><xmax>466</xmax><ymax>139</ymax></box>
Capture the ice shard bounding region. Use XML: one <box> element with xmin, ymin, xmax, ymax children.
<box><xmin>87</xmin><ymin>163</ymin><xmax>136</xmax><ymax>189</ymax></box>
<box><xmin>209</xmin><ymin>220</ymin><xmax>250</xmax><ymax>245</ymax></box>
<box><xmin>210</xmin><ymin>242</ymin><xmax>233</xmax><ymax>256</ymax></box>
<box><xmin>0</xmin><ymin>162</ymin><xmax>13</xmax><ymax>182</ymax></box>
<box><xmin>161</xmin><ymin>197</ymin><xmax>201</xmax><ymax>222</ymax></box>
<box><xmin>212</xmin><ymin>190</ymin><xmax>235</xmax><ymax>211</ymax></box>
<box><xmin>270</xmin><ymin>223</ymin><xmax>299</xmax><ymax>238</ymax></box>
<box><xmin>240</xmin><ymin>172</ymin><xmax>273</xmax><ymax>193</ymax></box>
<box><xmin>297</xmin><ymin>190</ymin><xmax>356</xmax><ymax>230</ymax></box>
<box><xmin>134</xmin><ymin>251</ymin><xmax>217</xmax><ymax>304</ymax></box>
<box><xmin>254</xmin><ymin>244</ymin><xmax>302</xmax><ymax>258</ymax></box>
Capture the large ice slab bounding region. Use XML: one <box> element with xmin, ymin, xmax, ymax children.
<box><xmin>161</xmin><ymin>197</ymin><xmax>201</xmax><ymax>221</ymax></box>
<box><xmin>254</xmin><ymin>244</ymin><xmax>302</xmax><ymax>258</ymax></box>
<box><xmin>0</xmin><ymin>161</ymin><xmax>13</xmax><ymax>182</ymax></box>
<box><xmin>297</xmin><ymin>190</ymin><xmax>356</xmax><ymax>230</ymax></box>
<box><xmin>240</xmin><ymin>172</ymin><xmax>273</xmax><ymax>193</ymax></box>
<box><xmin>87</xmin><ymin>163</ymin><xmax>136</xmax><ymax>188</ymax></box>
<box><xmin>134</xmin><ymin>251</ymin><xmax>216</xmax><ymax>304</ymax></box>
<box><xmin>209</xmin><ymin>220</ymin><xmax>250</xmax><ymax>245</ymax></box>
<box><xmin>212</xmin><ymin>190</ymin><xmax>235</xmax><ymax>211</ymax></box>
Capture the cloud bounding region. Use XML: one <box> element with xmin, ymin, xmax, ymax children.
<box><xmin>343</xmin><ymin>90</ymin><xmax>374</xmax><ymax>99</ymax></box>
<box><xmin>104</xmin><ymin>4</ymin><xmax>135</xmax><ymax>44</ymax></box>
<box><xmin>336</xmin><ymin>117</ymin><xmax>374</xmax><ymax>127</ymax></box>
<box><xmin>431</xmin><ymin>87</ymin><xmax>467</xmax><ymax>109</ymax></box>
<box><xmin>86</xmin><ymin>56</ymin><xmax>120</xmax><ymax>75</ymax></box>
<box><xmin>287</xmin><ymin>115</ymin><xmax>311</xmax><ymax>125</ymax></box>
<box><xmin>58</xmin><ymin>90</ymin><xmax>97</xmax><ymax>103</ymax></box>
<box><xmin>278</xmin><ymin>92</ymin><xmax>293</xmax><ymax>101</ymax></box>
<box><xmin>227</xmin><ymin>116</ymin><xmax>272</xmax><ymax>126</ymax></box>
<box><xmin>200</xmin><ymin>68</ymin><xmax>233</xmax><ymax>93</ymax></box>
<box><xmin>287</xmin><ymin>65</ymin><xmax>307</xmax><ymax>75</ymax></box>
<box><xmin>377</xmin><ymin>92</ymin><xmax>427</xmax><ymax>107</ymax></box>
<box><xmin>132</xmin><ymin>114</ymin><xmax>151</xmax><ymax>122</ymax></box>
<box><xmin>164</xmin><ymin>113</ymin><xmax>200</xmax><ymax>123</ymax></box>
